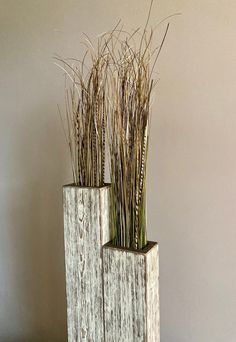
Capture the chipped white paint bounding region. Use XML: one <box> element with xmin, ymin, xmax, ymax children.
<box><xmin>63</xmin><ymin>184</ymin><xmax>111</xmax><ymax>342</ymax></box>
<box><xmin>103</xmin><ymin>242</ymin><xmax>160</xmax><ymax>342</ymax></box>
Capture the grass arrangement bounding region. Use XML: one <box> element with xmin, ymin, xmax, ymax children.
<box><xmin>57</xmin><ymin>0</ymin><xmax>170</xmax><ymax>249</ymax></box>
<box><xmin>56</xmin><ymin>36</ymin><xmax>111</xmax><ymax>187</ymax></box>
<box><xmin>107</xmin><ymin>2</ymin><xmax>169</xmax><ymax>249</ymax></box>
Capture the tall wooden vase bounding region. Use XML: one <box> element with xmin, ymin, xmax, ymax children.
<box><xmin>63</xmin><ymin>184</ymin><xmax>110</xmax><ymax>342</ymax></box>
<box><xmin>103</xmin><ymin>241</ymin><xmax>160</xmax><ymax>342</ymax></box>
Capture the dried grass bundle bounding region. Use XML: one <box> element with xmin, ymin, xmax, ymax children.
<box><xmin>56</xmin><ymin>36</ymin><xmax>110</xmax><ymax>187</ymax></box>
<box><xmin>107</xmin><ymin>7</ymin><xmax>169</xmax><ymax>249</ymax></box>
<box><xmin>57</xmin><ymin>0</ymin><xmax>170</xmax><ymax>249</ymax></box>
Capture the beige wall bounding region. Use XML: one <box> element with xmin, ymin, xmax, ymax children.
<box><xmin>1</xmin><ymin>0</ymin><xmax>236</xmax><ymax>341</ymax></box>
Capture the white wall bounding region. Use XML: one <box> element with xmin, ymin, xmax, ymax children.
<box><xmin>1</xmin><ymin>0</ymin><xmax>236</xmax><ymax>341</ymax></box>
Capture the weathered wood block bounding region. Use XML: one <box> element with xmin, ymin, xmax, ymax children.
<box><xmin>103</xmin><ymin>241</ymin><xmax>160</xmax><ymax>342</ymax></box>
<box><xmin>63</xmin><ymin>184</ymin><xmax>111</xmax><ymax>342</ymax></box>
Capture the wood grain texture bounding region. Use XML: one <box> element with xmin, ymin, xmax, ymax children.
<box><xmin>63</xmin><ymin>184</ymin><xmax>111</xmax><ymax>342</ymax></box>
<box><xmin>103</xmin><ymin>242</ymin><xmax>160</xmax><ymax>342</ymax></box>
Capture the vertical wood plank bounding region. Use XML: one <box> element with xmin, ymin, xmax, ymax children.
<box><xmin>63</xmin><ymin>185</ymin><xmax>110</xmax><ymax>342</ymax></box>
<box><xmin>146</xmin><ymin>243</ymin><xmax>160</xmax><ymax>342</ymax></box>
<box><xmin>103</xmin><ymin>242</ymin><xmax>160</xmax><ymax>342</ymax></box>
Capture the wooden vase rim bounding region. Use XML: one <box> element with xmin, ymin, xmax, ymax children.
<box><xmin>103</xmin><ymin>240</ymin><xmax>158</xmax><ymax>255</ymax></box>
<box><xmin>63</xmin><ymin>183</ymin><xmax>111</xmax><ymax>190</ymax></box>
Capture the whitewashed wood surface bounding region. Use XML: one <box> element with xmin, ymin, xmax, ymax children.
<box><xmin>63</xmin><ymin>185</ymin><xmax>111</xmax><ymax>342</ymax></box>
<box><xmin>103</xmin><ymin>242</ymin><xmax>160</xmax><ymax>342</ymax></box>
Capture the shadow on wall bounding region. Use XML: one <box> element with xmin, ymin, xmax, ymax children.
<box><xmin>0</xmin><ymin>102</ymin><xmax>69</xmax><ymax>341</ymax></box>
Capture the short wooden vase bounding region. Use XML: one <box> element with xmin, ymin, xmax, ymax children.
<box><xmin>63</xmin><ymin>184</ymin><xmax>111</xmax><ymax>342</ymax></box>
<box><xmin>103</xmin><ymin>241</ymin><xmax>160</xmax><ymax>342</ymax></box>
